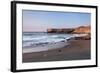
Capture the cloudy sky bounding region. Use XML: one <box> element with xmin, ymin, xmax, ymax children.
<box><xmin>23</xmin><ymin>10</ymin><xmax>91</xmax><ymax>32</ymax></box>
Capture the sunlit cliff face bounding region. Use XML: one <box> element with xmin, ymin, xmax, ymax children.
<box><xmin>73</xmin><ymin>25</ymin><xmax>91</xmax><ymax>34</ymax></box>
<box><xmin>47</xmin><ymin>25</ymin><xmax>91</xmax><ymax>34</ymax></box>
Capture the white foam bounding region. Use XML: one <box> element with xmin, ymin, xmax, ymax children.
<box><xmin>23</xmin><ymin>33</ymin><xmax>73</xmax><ymax>48</ymax></box>
<box><xmin>23</xmin><ymin>42</ymin><xmax>68</xmax><ymax>53</ymax></box>
<box><xmin>73</xmin><ymin>34</ymin><xmax>88</xmax><ymax>37</ymax></box>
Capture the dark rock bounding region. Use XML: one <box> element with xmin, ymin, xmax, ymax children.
<box><xmin>47</xmin><ymin>28</ymin><xmax>74</xmax><ymax>33</ymax></box>
<box><xmin>47</xmin><ymin>25</ymin><xmax>90</xmax><ymax>34</ymax></box>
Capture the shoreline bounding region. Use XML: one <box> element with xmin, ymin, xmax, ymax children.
<box><xmin>23</xmin><ymin>39</ymin><xmax>91</xmax><ymax>63</ymax></box>
<box><xmin>23</xmin><ymin>33</ymin><xmax>90</xmax><ymax>53</ymax></box>
<box><xmin>23</xmin><ymin>41</ymin><xmax>69</xmax><ymax>53</ymax></box>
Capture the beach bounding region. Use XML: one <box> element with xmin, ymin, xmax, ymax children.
<box><xmin>23</xmin><ymin>39</ymin><xmax>91</xmax><ymax>62</ymax></box>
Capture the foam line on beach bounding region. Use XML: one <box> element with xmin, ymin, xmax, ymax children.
<box><xmin>23</xmin><ymin>42</ymin><xmax>69</xmax><ymax>53</ymax></box>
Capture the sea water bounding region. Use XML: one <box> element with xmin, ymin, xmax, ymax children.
<box><xmin>22</xmin><ymin>32</ymin><xmax>88</xmax><ymax>53</ymax></box>
<box><xmin>23</xmin><ymin>32</ymin><xmax>74</xmax><ymax>48</ymax></box>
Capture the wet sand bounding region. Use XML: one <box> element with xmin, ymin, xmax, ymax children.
<box><xmin>23</xmin><ymin>39</ymin><xmax>91</xmax><ymax>63</ymax></box>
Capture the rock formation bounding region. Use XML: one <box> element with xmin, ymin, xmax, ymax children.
<box><xmin>47</xmin><ymin>28</ymin><xmax>74</xmax><ymax>33</ymax></box>
<box><xmin>72</xmin><ymin>26</ymin><xmax>91</xmax><ymax>34</ymax></box>
<box><xmin>47</xmin><ymin>25</ymin><xmax>91</xmax><ymax>34</ymax></box>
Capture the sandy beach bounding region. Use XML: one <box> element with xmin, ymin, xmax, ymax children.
<box><xmin>23</xmin><ymin>39</ymin><xmax>91</xmax><ymax>63</ymax></box>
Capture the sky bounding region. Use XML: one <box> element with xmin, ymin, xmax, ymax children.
<box><xmin>23</xmin><ymin>10</ymin><xmax>91</xmax><ymax>32</ymax></box>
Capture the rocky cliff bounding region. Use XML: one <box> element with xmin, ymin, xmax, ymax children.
<box><xmin>47</xmin><ymin>28</ymin><xmax>74</xmax><ymax>33</ymax></box>
<box><xmin>47</xmin><ymin>25</ymin><xmax>91</xmax><ymax>34</ymax></box>
<box><xmin>72</xmin><ymin>26</ymin><xmax>91</xmax><ymax>34</ymax></box>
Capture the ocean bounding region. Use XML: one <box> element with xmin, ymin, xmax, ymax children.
<box><xmin>22</xmin><ymin>32</ymin><xmax>87</xmax><ymax>53</ymax></box>
<box><xmin>23</xmin><ymin>32</ymin><xmax>74</xmax><ymax>47</ymax></box>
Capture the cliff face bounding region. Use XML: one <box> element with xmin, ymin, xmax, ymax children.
<box><xmin>72</xmin><ymin>26</ymin><xmax>91</xmax><ymax>34</ymax></box>
<box><xmin>47</xmin><ymin>25</ymin><xmax>91</xmax><ymax>34</ymax></box>
<box><xmin>47</xmin><ymin>28</ymin><xmax>74</xmax><ymax>33</ymax></box>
